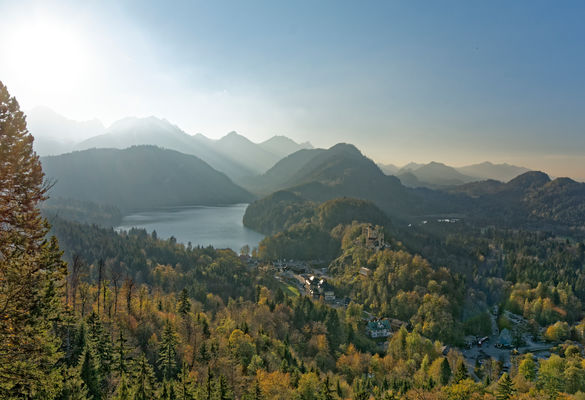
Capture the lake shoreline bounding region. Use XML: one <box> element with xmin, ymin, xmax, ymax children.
<box><xmin>116</xmin><ymin>204</ymin><xmax>264</xmax><ymax>252</ymax></box>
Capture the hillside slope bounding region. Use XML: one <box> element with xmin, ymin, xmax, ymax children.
<box><xmin>450</xmin><ymin>171</ymin><xmax>585</xmax><ymax>226</ymax></box>
<box><xmin>42</xmin><ymin>146</ymin><xmax>254</xmax><ymax>212</ymax></box>
<box><xmin>248</xmin><ymin>144</ymin><xmax>435</xmax><ymax>218</ymax></box>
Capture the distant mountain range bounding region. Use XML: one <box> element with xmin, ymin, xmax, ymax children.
<box><xmin>41</xmin><ymin>146</ymin><xmax>253</xmax><ymax>212</ymax></box>
<box><xmin>28</xmin><ymin>108</ymin><xmax>312</xmax><ymax>182</ymax></box>
<box><xmin>379</xmin><ymin>160</ymin><xmax>531</xmax><ymax>188</ymax></box>
<box><xmin>76</xmin><ymin>118</ymin><xmax>312</xmax><ymax>181</ymax></box>
<box><xmin>29</xmin><ymin>107</ymin><xmax>584</xmax><ymax>231</ymax></box>
<box><xmin>27</xmin><ymin>106</ymin><xmax>106</xmax><ymax>155</ymax></box>
<box><xmin>243</xmin><ymin>144</ymin><xmax>585</xmax><ymax>231</ymax></box>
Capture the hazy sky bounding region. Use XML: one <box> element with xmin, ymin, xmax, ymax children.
<box><xmin>0</xmin><ymin>0</ymin><xmax>584</xmax><ymax>179</ymax></box>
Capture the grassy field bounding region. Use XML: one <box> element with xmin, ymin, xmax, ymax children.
<box><xmin>279</xmin><ymin>280</ymin><xmax>300</xmax><ymax>297</ymax></box>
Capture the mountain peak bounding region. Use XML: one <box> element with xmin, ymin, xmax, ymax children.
<box><xmin>258</xmin><ymin>135</ymin><xmax>313</xmax><ymax>159</ymax></box>
<box><xmin>426</xmin><ymin>161</ymin><xmax>448</xmax><ymax>168</ymax></box>
<box><xmin>328</xmin><ymin>143</ymin><xmax>362</xmax><ymax>156</ymax></box>
<box><xmin>107</xmin><ymin>115</ymin><xmax>180</xmax><ymax>133</ymax></box>
<box><xmin>507</xmin><ymin>171</ymin><xmax>550</xmax><ymax>189</ymax></box>
<box><xmin>218</xmin><ymin>131</ymin><xmax>253</xmax><ymax>144</ymax></box>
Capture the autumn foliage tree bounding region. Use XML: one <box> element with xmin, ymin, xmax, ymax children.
<box><xmin>0</xmin><ymin>81</ymin><xmax>66</xmax><ymax>398</ymax></box>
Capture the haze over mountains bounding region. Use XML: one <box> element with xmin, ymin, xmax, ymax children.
<box><xmin>28</xmin><ymin>107</ymin><xmax>538</xmax><ymax>188</ymax></box>
<box><xmin>41</xmin><ymin>146</ymin><xmax>253</xmax><ymax>212</ymax></box>
<box><xmin>28</xmin><ymin>107</ymin><xmax>312</xmax><ymax>182</ymax></box>
<box><xmin>30</xmin><ymin>106</ymin><xmax>585</xmax><ymax>231</ymax></box>
<box><xmin>27</xmin><ymin>106</ymin><xmax>106</xmax><ymax>156</ymax></box>
<box><xmin>380</xmin><ymin>160</ymin><xmax>531</xmax><ymax>188</ymax></box>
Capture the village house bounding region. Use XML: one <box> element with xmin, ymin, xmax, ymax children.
<box><xmin>366</xmin><ymin>319</ymin><xmax>392</xmax><ymax>338</ymax></box>
<box><xmin>304</xmin><ymin>276</ymin><xmax>336</xmax><ymax>302</ymax></box>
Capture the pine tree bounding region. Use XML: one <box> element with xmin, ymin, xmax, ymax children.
<box><xmin>86</xmin><ymin>311</ymin><xmax>112</xmax><ymax>380</ymax></box>
<box><xmin>496</xmin><ymin>373</ymin><xmax>515</xmax><ymax>400</ymax></box>
<box><xmin>216</xmin><ymin>375</ymin><xmax>232</xmax><ymax>400</ymax></box>
<box><xmin>352</xmin><ymin>378</ymin><xmax>369</xmax><ymax>400</ymax></box>
<box><xmin>59</xmin><ymin>366</ymin><xmax>90</xmax><ymax>400</ymax></box>
<box><xmin>132</xmin><ymin>355</ymin><xmax>157</xmax><ymax>400</ymax></box>
<box><xmin>0</xmin><ymin>81</ymin><xmax>67</xmax><ymax>398</ymax></box>
<box><xmin>178</xmin><ymin>288</ymin><xmax>191</xmax><ymax>315</ymax></box>
<box><xmin>71</xmin><ymin>322</ymin><xmax>88</xmax><ymax>367</ymax></box>
<box><xmin>252</xmin><ymin>380</ymin><xmax>262</xmax><ymax>400</ymax></box>
<box><xmin>79</xmin><ymin>345</ymin><xmax>102</xmax><ymax>400</ymax></box>
<box><xmin>319</xmin><ymin>376</ymin><xmax>334</xmax><ymax>400</ymax></box>
<box><xmin>325</xmin><ymin>308</ymin><xmax>342</xmax><ymax>350</ymax></box>
<box><xmin>198</xmin><ymin>342</ymin><xmax>209</xmax><ymax>362</ymax></box>
<box><xmin>206</xmin><ymin>367</ymin><xmax>212</xmax><ymax>400</ymax></box>
<box><xmin>201</xmin><ymin>316</ymin><xmax>210</xmax><ymax>338</ymax></box>
<box><xmin>255</xmin><ymin>285</ymin><xmax>261</xmax><ymax>303</ymax></box>
<box><xmin>114</xmin><ymin>329</ymin><xmax>130</xmax><ymax>376</ymax></box>
<box><xmin>176</xmin><ymin>363</ymin><xmax>194</xmax><ymax>400</ymax></box>
<box><xmin>453</xmin><ymin>359</ymin><xmax>468</xmax><ymax>383</ymax></box>
<box><xmin>159</xmin><ymin>320</ymin><xmax>179</xmax><ymax>380</ymax></box>
<box><xmin>439</xmin><ymin>358</ymin><xmax>451</xmax><ymax>385</ymax></box>
<box><xmin>113</xmin><ymin>374</ymin><xmax>132</xmax><ymax>400</ymax></box>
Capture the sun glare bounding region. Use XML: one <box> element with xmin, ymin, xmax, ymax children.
<box><xmin>0</xmin><ymin>17</ymin><xmax>93</xmax><ymax>99</ymax></box>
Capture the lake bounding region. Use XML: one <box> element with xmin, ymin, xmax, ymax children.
<box><xmin>116</xmin><ymin>204</ymin><xmax>264</xmax><ymax>252</ymax></box>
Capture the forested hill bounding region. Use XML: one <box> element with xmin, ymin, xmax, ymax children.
<box><xmin>449</xmin><ymin>171</ymin><xmax>585</xmax><ymax>228</ymax></box>
<box><xmin>243</xmin><ymin>192</ymin><xmax>390</xmax><ymax>236</ymax></box>
<box><xmin>245</xmin><ymin>196</ymin><xmax>392</xmax><ymax>260</ymax></box>
<box><xmin>246</xmin><ymin>143</ymin><xmax>433</xmax><ymax>218</ymax></box>
<box><xmin>41</xmin><ymin>146</ymin><xmax>254</xmax><ymax>212</ymax></box>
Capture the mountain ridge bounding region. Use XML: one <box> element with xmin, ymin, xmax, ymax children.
<box><xmin>41</xmin><ymin>145</ymin><xmax>254</xmax><ymax>212</ymax></box>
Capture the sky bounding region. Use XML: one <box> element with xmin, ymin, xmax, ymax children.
<box><xmin>0</xmin><ymin>0</ymin><xmax>584</xmax><ymax>180</ymax></box>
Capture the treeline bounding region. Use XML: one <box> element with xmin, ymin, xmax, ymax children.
<box><xmin>50</xmin><ymin>217</ymin><xmax>255</xmax><ymax>304</ymax></box>
<box><xmin>42</xmin><ymin>197</ymin><xmax>123</xmax><ymax>227</ymax></box>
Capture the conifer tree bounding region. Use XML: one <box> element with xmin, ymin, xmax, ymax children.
<box><xmin>87</xmin><ymin>311</ymin><xmax>112</xmax><ymax>379</ymax></box>
<box><xmin>496</xmin><ymin>373</ymin><xmax>515</xmax><ymax>400</ymax></box>
<box><xmin>252</xmin><ymin>380</ymin><xmax>262</xmax><ymax>400</ymax></box>
<box><xmin>0</xmin><ymin>80</ymin><xmax>67</xmax><ymax>398</ymax></box>
<box><xmin>216</xmin><ymin>375</ymin><xmax>232</xmax><ymax>400</ymax></box>
<box><xmin>453</xmin><ymin>359</ymin><xmax>468</xmax><ymax>383</ymax></box>
<box><xmin>113</xmin><ymin>374</ymin><xmax>132</xmax><ymax>400</ymax></box>
<box><xmin>319</xmin><ymin>376</ymin><xmax>334</xmax><ymax>400</ymax></box>
<box><xmin>439</xmin><ymin>358</ymin><xmax>451</xmax><ymax>385</ymax></box>
<box><xmin>159</xmin><ymin>320</ymin><xmax>179</xmax><ymax>380</ymax></box>
<box><xmin>114</xmin><ymin>329</ymin><xmax>130</xmax><ymax>376</ymax></box>
<box><xmin>59</xmin><ymin>366</ymin><xmax>90</xmax><ymax>400</ymax></box>
<box><xmin>79</xmin><ymin>345</ymin><xmax>102</xmax><ymax>400</ymax></box>
<box><xmin>205</xmin><ymin>367</ymin><xmax>212</xmax><ymax>400</ymax></box>
<box><xmin>176</xmin><ymin>363</ymin><xmax>194</xmax><ymax>400</ymax></box>
<box><xmin>132</xmin><ymin>355</ymin><xmax>157</xmax><ymax>400</ymax></box>
<box><xmin>178</xmin><ymin>288</ymin><xmax>191</xmax><ymax>315</ymax></box>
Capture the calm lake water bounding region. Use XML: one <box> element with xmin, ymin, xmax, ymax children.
<box><xmin>116</xmin><ymin>204</ymin><xmax>264</xmax><ymax>252</ymax></box>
